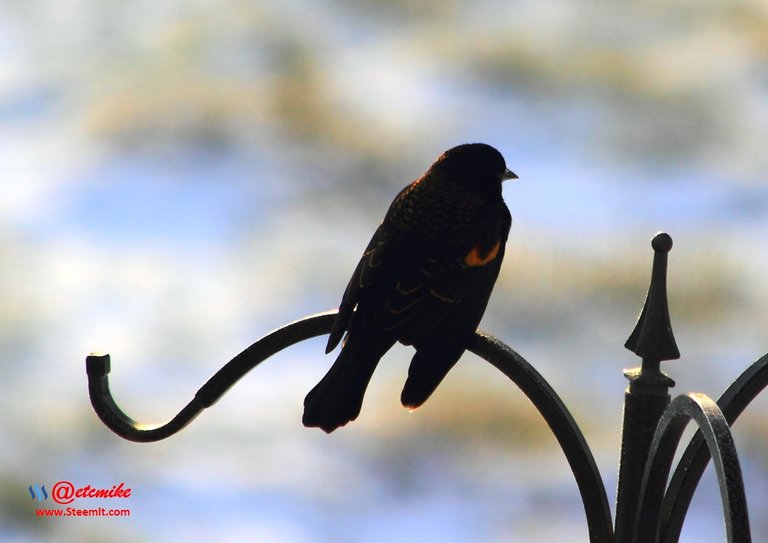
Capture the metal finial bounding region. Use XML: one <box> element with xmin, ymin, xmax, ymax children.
<box><xmin>625</xmin><ymin>232</ymin><xmax>680</xmax><ymax>363</ymax></box>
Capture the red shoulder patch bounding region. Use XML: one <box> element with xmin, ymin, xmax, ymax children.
<box><xmin>464</xmin><ymin>239</ymin><xmax>501</xmax><ymax>267</ymax></box>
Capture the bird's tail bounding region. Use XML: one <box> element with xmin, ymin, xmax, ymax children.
<box><xmin>400</xmin><ymin>344</ymin><xmax>465</xmax><ymax>409</ymax></box>
<box><xmin>303</xmin><ymin>331</ymin><xmax>394</xmax><ymax>433</ymax></box>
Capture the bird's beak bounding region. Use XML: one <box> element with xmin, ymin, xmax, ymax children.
<box><xmin>502</xmin><ymin>169</ymin><xmax>518</xmax><ymax>181</ymax></box>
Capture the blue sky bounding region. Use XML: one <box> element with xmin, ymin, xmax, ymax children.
<box><xmin>2</xmin><ymin>2</ymin><xmax>768</xmax><ymax>541</ymax></box>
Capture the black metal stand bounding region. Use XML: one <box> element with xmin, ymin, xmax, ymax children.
<box><xmin>84</xmin><ymin>232</ymin><xmax>768</xmax><ymax>542</ymax></box>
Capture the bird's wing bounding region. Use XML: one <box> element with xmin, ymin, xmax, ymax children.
<box><xmin>390</xmin><ymin>205</ymin><xmax>511</xmax><ymax>408</ymax></box>
<box><xmin>325</xmin><ymin>219</ymin><xmax>397</xmax><ymax>352</ymax></box>
<box><xmin>325</xmin><ymin>182</ymin><xmax>420</xmax><ymax>352</ymax></box>
<box><xmin>328</xmin><ymin>195</ymin><xmax>511</xmax><ymax>353</ymax></box>
<box><xmin>376</xmin><ymin>205</ymin><xmax>512</xmax><ymax>345</ymax></box>
<box><xmin>376</xmin><ymin>241</ymin><xmax>503</xmax><ymax>344</ymax></box>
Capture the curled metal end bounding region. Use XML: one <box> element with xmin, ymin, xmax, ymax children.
<box><xmin>85</xmin><ymin>312</ymin><xmax>338</xmax><ymax>443</ymax></box>
<box><xmin>86</xmin><ymin>353</ymin><xmax>206</xmax><ymax>442</ymax></box>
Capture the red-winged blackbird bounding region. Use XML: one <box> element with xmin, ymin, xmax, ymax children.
<box><xmin>303</xmin><ymin>143</ymin><xmax>516</xmax><ymax>433</ymax></box>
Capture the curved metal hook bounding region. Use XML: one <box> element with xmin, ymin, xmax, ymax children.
<box><xmin>86</xmin><ymin>311</ymin><xmax>337</xmax><ymax>442</ymax></box>
<box><xmin>660</xmin><ymin>353</ymin><xmax>768</xmax><ymax>543</ymax></box>
<box><xmin>634</xmin><ymin>393</ymin><xmax>751</xmax><ymax>543</ymax></box>
<box><xmin>86</xmin><ymin>313</ymin><xmax>613</xmax><ymax>542</ymax></box>
<box><xmin>470</xmin><ymin>332</ymin><xmax>614</xmax><ymax>542</ymax></box>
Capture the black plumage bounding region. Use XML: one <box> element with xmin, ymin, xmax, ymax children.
<box><xmin>303</xmin><ymin>143</ymin><xmax>516</xmax><ymax>432</ymax></box>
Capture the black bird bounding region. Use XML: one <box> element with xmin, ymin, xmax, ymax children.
<box><xmin>303</xmin><ymin>143</ymin><xmax>516</xmax><ymax>433</ymax></box>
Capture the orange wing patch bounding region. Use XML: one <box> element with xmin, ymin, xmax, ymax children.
<box><xmin>464</xmin><ymin>240</ymin><xmax>501</xmax><ymax>267</ymax></box>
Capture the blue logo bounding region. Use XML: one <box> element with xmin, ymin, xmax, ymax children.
<box><xmin>28</xmin><ymin>485</ymin><xmax>48</xmax><ymax>501</ymax></box>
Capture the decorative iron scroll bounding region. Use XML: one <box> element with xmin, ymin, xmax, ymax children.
<box><xmin>85</xmin><ymin>232</ymin><xmax>766</xmax><ymax>543</ymax></box>
<box><xmin>86</xmin><ymin>316</ymin><xmax>614</xmax><ymax>541</ymax></box>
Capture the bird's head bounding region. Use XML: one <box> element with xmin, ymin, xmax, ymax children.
<box><xmin>429</xmin><ymin>143</ymin><xmax>517</xmax><ymax>195</ymax></box>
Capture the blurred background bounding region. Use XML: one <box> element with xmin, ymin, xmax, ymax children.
<box><xmin>1</xmin><ymin>0</ymin><xmax>767</xmax><ymax>541</ymax></box>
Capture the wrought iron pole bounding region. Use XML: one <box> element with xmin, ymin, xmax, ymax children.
<box><xmin>614</xmin><ymin>233</ymin><xmax>680</xmax><ymax>542</ymax></box>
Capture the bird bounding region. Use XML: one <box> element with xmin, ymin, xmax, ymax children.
<box><xmin>303</xmin><ymin>143</ymin><xmax>516</xmax><ymax>433</ymax></box>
